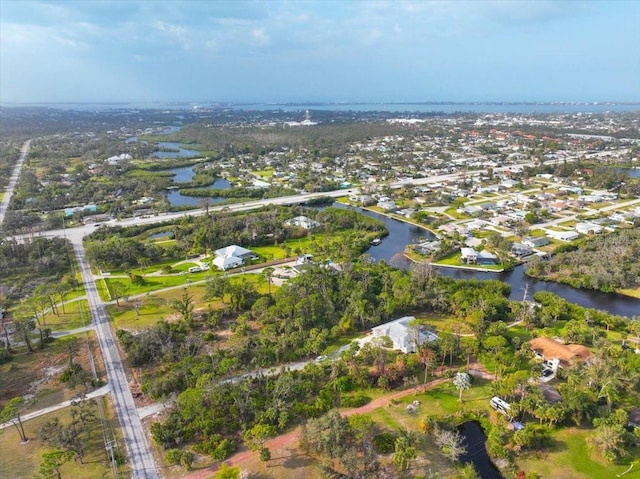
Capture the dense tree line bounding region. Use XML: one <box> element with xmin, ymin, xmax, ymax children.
<box><xmin>526</xmin><ymin>228</ymin><xmax>640</xmax><ymax>292</ymax></box>
<box><xmin>0</xmin><ymin>237</ymin><xmax>74</xmax><ymax>303</ymax></box>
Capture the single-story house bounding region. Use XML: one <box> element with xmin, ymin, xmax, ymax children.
<box><xmin>214</xmin><ymin>245</ymin><xmax>258</xmax><ymax>261</ymax></box>
<box><xmin>575</xmin><ymin>222</ymin><xmax>603</xmax><ymax>235</ymax></box>
<box><xmin>212</xmin><ymin>255</ymin><xmax>244</xmax><ymax>271</ymax></box>
<box><xmin>477</xmin><ymin>250</ymin><xmax>498</xmax><ymax>265</ymax></box>
<box><xmin>284</xmin><ymin>215</ymin><xmax>320</xmax><ymax>230</ymax></box>
<box><xmin>371</xmin><ymin>316</ymin><xmax>438</xmax><ymax>354</ymax></box>
<box><xmin>512</xmin><ymin>243</ymin><xmax>534</xmax><ymax>257</ymax></box>
<box><xmin>549</xmin><ymin>230</ymin><xmax>580</xmax><ymax>242</ymax></box>
<box><xmin>377</xmin><ymin>199</ymin><xmax>397</xmax><ymax>210</ymax></box>
<box><xmin>212</xmin><ymin>244</ymin><xmax>258</xmax><ymax>271</ymax></box>
<box><xmin>529</xmin><ymin>337</ymin><xmax>592</xmax><ymax>368</ymax></box>
<box><xmin>523</xmin><ymin>236</ymin><xmax>550</xmax><ymax>248</ymax></box>
<box><xmin>413</xmin><ymin>240</ymin><xmax>441</xmax><ymax>255</ymax></box>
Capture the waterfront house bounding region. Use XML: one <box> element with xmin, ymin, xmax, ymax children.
<box><xmin>284</xmin><ymin>215</ymin><xmax>320</xmax><ymax>230</ymax></box>
<box><xmin>522</xmin><ymin>236</ymin><xmax>550</xmax><ymax>248</ymax></box>
<box><xmin>460</xmin><ymin>248</ymin><xmax>478</xmax><ymax>264</ymax></box>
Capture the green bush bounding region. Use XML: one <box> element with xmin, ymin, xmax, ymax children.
<box><xmin>373</xmin><ymin>432</ymin><xmax>397</xmax><ymax>454</ymax></box>
<box><xmin>340</xmin><ymin>393</ymin><xmax>371</xmax><ymax>408</ymax></box>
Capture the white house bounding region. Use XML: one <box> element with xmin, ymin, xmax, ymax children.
<box><xmin>575</xmin><ymin>222</ymin><xmax>603</xmax><ymax>235</ymax></box>
<box><xmin>284</xmin><ymin>215</ymin><xmax>320</xmax><ymax>230</ymax></box>
<box><xmin>212</xmin><ymin>244</ymin><xmax>258</xmax><ymax>271</ymax></box>
<box><xmin>212</xmin><ymin>255</ymin><xmax>244</xmax><ymax>271</ymax></box>
<box><xmin>548</xmin><ymin>230</ymin><xmax>580</xmax><ymax>242</ymax></box>
<box><xmin>460</xmin><ymin>248</ymin><xmax>478</xmax><ymax>264</ymax></box>
<box><xmin>214</xmin><ymin>245</ymin><xmax>258</xmax><ymax>261</ymax></box>
<box><xmin>371</xmin><ymin>316</ymin><xmax>438</xmax><ymax>354</ymax></box>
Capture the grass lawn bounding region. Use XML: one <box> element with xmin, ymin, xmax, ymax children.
<box><xmin>251</xmin><ymin>168</ymin><xmax>274</xmax><ymax>179</ymax></box>
<box><xmin>104</xmin><ymin>274</ymin><xmax>204</xmax><ymax>297</ymax></box>
<box><xmin>41</xmin><ymin>299</ymin><xmax>90</xmax><ymax>331</ymax></box>
<box><xmin>514</xmin><ymin>427</ymin><xmax>640</xmax><ymax>479</ymax></box>
<box><xmin>107</xmin><ymin>272</ymin><xmax>268</xmax><ymax>329</ymax></box>
<box><xmin>618</xmin><ymin>286</ymin><xmax>640</xmax><ymax>299</ymax></box>
<box><xmin>434</xmin><ymin>251</ymin><xmax>504</xmax><ymax>271</ymax></box>
<box><xmin>416</xmin><ymin>312</ymin><xmax>475</xmax><ymax>335</ymax></box>
<box><xmin>0</xmin><ymin>397</ymin><xmax>130</xmax><ymax>479</ymax></box>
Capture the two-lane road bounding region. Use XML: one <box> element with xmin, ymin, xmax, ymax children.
<box><xmin>0</xmin><ymin>139</ymin><xmax>31</xmax><ymax>227</ymax></box>
<box><xmin>73</xmin><ymin>243</ymin><xmax>159</xmax><ymax>478</ymax></box>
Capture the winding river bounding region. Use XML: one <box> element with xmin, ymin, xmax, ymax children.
<box><xmin>356</xmin><ymin>207</ymin><xmax>640</xmax><ymax>317</ymax></box>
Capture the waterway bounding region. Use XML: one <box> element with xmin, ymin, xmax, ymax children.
<box><xmin>154</xmin><ymin>141</ymin><xmax>201</xmax><ymax>159</ymax></box>
<box><xmin>458</xmin><ymin>421</ymin><xmax>504</xmax><ymax>479</ymax></box>
<box><xmin>617</xmin><ymin>167</ymin><xmax>640</xmax><ymax>179</ymax></box>
<box><xmin>164</xmin><ymin>165</ymin><xmax>232</xmax><ymax>207</ymax></box>
<box><xmin>355</xmin><ymin>207</ymin><xmax>640</xmax><ymax>317</ymax></box>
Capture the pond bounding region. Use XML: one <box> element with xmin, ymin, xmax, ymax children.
<box><xmin>148</xmin><ymin>231</ymin><xmax>174</xmax><ymax>240</ymax></box>
<box><xmin>458</xmin><ymin>421</ymin><xmax>505</xmax><ymax>479</ymax></box>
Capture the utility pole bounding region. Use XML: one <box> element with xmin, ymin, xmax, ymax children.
<box><xmin>105</xmin><ymin>436</ymin><xmax>118</xmax><ymax>478</ymax></box>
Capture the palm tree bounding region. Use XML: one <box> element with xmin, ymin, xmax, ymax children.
<box><xmin>453</xmin><ymin>372</ymin><xmax>471</xmax><ymax>402</ymax></box>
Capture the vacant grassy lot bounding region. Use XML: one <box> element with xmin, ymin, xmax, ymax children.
<box><xmin>107</xmin><ymin>272</ymin><xmax>270</xmax><ymax>330</ymax></box>
<box><xmin>40</xmin><ymin>299</ymin><xmax>90</xmax><ymax>332</ymax></box>
<box><xmin>0</xmin><ymin>396</ymin><xmax>130</xmax><ymax>479</ymax></box>
<box><xmin>514</xmin><ymin>427</ymin><xmax>640</xmax><ymax>479</ymax></box>
<box><xmin>1</xmin><ymin>330</ymin><xmax>105</xmax><ymax>412</ymax></box>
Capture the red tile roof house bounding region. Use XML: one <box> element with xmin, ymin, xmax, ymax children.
<box><xmin>529</xmin><ymin>337</ymin><xmax>593</xmax><ymax>369</ymax></box>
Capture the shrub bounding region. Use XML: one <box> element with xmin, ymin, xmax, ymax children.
<box><xmin>340</xmin><ymin>393</ymin><xmax>371</xmax><ymax>408</ymax></box>
<box><xmin>373</xmin><ymin>432</ymin><xmax>398</xmax><ymax>454</ymax></box>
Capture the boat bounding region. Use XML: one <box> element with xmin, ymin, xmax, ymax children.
<box><xmin>371</xmin><ymin>238</ymin><xmax>382</xmax><ymax>246</ymax></box>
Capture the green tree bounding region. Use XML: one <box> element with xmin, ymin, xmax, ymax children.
<box><xmin>170</xmin><ymin>288</ymin><xmax>195</xmax><ymax>325</ymax></box>
<box><xmin>214</xmin><ymin>463</ymin><xmax>240</xmax><ymax>479</ymax></box>
<box><xmin>0</xmin><ymin>397</ymin><xmax>28</xmax><ymax>442</ymax></box>
<box><xmin>37</xmin><ymin>449</ymin><xmax>75</xmax><ymax>479</ymax></box>
<box><xmin>12</xmin><ymin>316</ymin><xmax>36</xmax><ymax>352</ymax></box>
<box><xmin>393</xmin><ymin>431</ymin><xmax>417</xmax><ymax>471</ymax></box>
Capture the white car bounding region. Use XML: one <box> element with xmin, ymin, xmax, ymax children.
<box><xmin>315</xmin><ymin>355</ymin><xmax>327</xmax><ymax>363</ymax></box>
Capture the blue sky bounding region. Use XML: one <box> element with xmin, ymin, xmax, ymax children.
<box><xmin>1</xmin><ymin>0</ymin><xmax>639</xmax><ymax>104</ymax></box>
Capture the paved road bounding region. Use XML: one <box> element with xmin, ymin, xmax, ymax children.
<box><xmin>0</xmin><ymin>385</ymin><xmax>111</xmax><ymax>431</ymax></box>
<box><xmin>0</xmin><ymin>139</ymin><xmax>31</xmax><ymax>227</ymax></box>
<box><xmin>73</xmin><ymin>242</ymin><xmax>159</xmax><ymax>478</ymax></box>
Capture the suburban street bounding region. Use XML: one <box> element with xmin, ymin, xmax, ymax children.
<box><xmin>0</xmin><ymin>139</ymin><xmax>31</xmax><ymax>227</ymax></box>
<box><xmin>73</xmin><ymin>241</ymin><xmax>159</xmax><ymax>479</ymax></box>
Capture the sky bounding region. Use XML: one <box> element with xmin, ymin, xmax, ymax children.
<box><xmin>1</xmin><ymin>0</ymin><xmax>639</xmax><ymax>104</ymax></box>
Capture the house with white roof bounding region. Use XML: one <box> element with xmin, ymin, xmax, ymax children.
<box><xmin>212</xmin><ymin>245</ymin><xmax>258</xmax><ymax>271</ymax></box>
<box><xmin>575</xmin><ymin>222</ymin><xmax>603</xmax><ymax>235</ymax></box>
<box><xmin>214</xmin><ymin>245</ymin><xmax>258</xmax><ymax>261</ymax></box>
<box><xmin>284</xmin><ymin>215</ymin><xmax>320</xmax><ymax>230</ymax></box>
<box><xmin>460</xmin><ymin>248</ymin><xmax>478</xmax><ymax>264</ymax></box>
<box><xmin>212</xmin><ymin>255</ymin><xmax>244</xmax><ymax>271</ymax></box>
<box><xmin>371</xmin><ymin>316</ymin><xmax>438</xmax><ymax>354</ymax></box>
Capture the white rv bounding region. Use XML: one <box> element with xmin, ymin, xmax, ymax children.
<box><xmin>490</xmin><ymin>396</ymin><xmax>511</xmax><ymax>418</ymax></box>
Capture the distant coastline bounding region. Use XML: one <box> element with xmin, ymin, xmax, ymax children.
<box><xmin>2</xmin><ymin>100</ymin><xmax>639</xmax><ymax>114</ymax></box>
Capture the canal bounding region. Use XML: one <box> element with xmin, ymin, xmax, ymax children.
<box><xmin>355</xmin><ymin>207</ymin><xmax>640</xmax><ymax>317</ymax></box>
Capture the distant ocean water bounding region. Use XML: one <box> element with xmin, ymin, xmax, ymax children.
<box><xmin>2</xmin><ymin>101</ymin><xmax>639</xmax><ymax>114</ymax></box>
